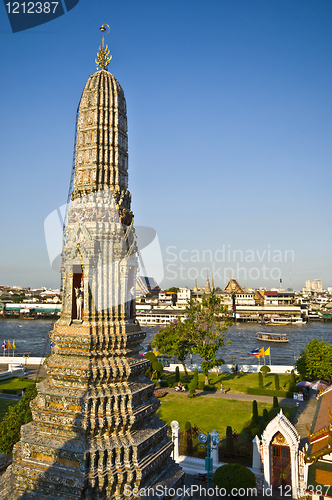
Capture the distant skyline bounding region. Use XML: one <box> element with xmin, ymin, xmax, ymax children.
<box><xmin>1</xmin><ymin>0</ymin><xmax>332</xmax><ymax>290</ymax></box>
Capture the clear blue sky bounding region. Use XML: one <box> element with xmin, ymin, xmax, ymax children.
<box><xmin>1</xmin><ymin>0</ymin><xmax>331</xmax><ymax>290</ymax></box>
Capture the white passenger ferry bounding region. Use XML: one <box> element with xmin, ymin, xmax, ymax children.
<box><xmin>256</xmin><ymin>332</ymin><xmax>289</xmax><ymax>343</ymax></box>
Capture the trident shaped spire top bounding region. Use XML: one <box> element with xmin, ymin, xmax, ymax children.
<box><xmin>95</xmin><ymin>24</ymin><xmax>112</xmax><ymax>71</ymax></box>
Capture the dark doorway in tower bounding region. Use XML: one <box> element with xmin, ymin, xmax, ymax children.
<box><xmin>72</xmin><ymin>264</ymin><xmax>84</xmax><ymax>320</ymax></box>
<box><xmin>271</xmin><ymin>433</ymin><xmax>291</xmax><ymax>490</ymax></box>
<box><xmin>127</xmin><ymin>266</ymin><xmax>135</xmax><ymax>319</ymax></box>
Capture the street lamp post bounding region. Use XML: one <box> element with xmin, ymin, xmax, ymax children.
<box><xmin>198</xmin><ymin>430</ymin><xmax>220</xmax><ymax>489</ymax></box>
<box><xmin>23</xmin><ymin>354</ymin><xmax>29</xmax><ymax>375</ymax></box>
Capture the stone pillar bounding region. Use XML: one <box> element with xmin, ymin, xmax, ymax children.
<box><xmin>211</xmin><ymin>429</ymin><xmax>220</xmax><ymax>467</ymax></box>
<box><xmin>171</xmin><ymin>420</ymin><xmax>180</xmax><ymax>461</ymax></box>
<box><xmin>252</xmin><ymin>435</ymin><xmax>262</xmax><ymax>473</ymax></box>
<box><xmin>290</xmin><ymin>448</ymin><xmax>299</xmax><ymax>499</ymax></box>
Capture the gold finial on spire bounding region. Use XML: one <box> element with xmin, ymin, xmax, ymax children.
<box><xmin>95</xmin><ymin>24</ymin><xmax>112</xmax><ymax>71</ymax></box>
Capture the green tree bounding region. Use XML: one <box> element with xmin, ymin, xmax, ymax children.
<box><xmin>252</xmin><ymin>400</ymin><xmax>259</xmax><ymax>424</ymax></box>
<box><xmin>152</xmin><ymin>319</ymin><xmax>193</xmax><ymax>375</ymax></box>
<box><xmin>273</xmin><ymin>396</ymin><xmax>279</xmax><ymax>409</ymax></box>
<box><xmin>226</xmin><ymin>425</ymin><xmax>234</xmax><ymax>454</ymax></box>
<box><xmin>185</xmin><ymin>421</ymin><xmax>193</xmax><ymax>455</ymax></box>
<box><xmin>152</xmin><ymin>361</ymin><xmax>163</xmax><ymax>380</ymax></box>
<box><xmin>260</xmin><ymin>365</ymin><xmax>271</xmax><ymax>376</ymax></box>
<box><xmin>289</xmin><ymin>370</ymin><xmax>296</xmax><ymax>392</ymax></box>
<box><xmin>186</xmin><ymin>294</ymin><xmax>232</xmax><ymax>384</ymax></box>
<box><xmin>193</xmin><ymin>368</ymin><xmax>199</xmax><ymax>387</ymax></box>
<box><xmin>0</xmin><ymin>383</ymin><xmax>37</xmax><ymax>454</ymax></box>
<box><xmin>258</xmin><ymin>372</ymin><xmax>263</xmax><ymax>388</ymax></box>
<box><xmin>144</xmin><ymin>352</ymin><xmax>157</xmax><ymax>364</ymax></box>
<box><xmin>175</xmin><ymin>366</ymin><xmax>180</xmax><ymax>382</ymax></box>
<box><xmin>274</xmin><ymin>374</ymin><xmax>280</xmax><ymax>391</ymax></box>
<box><xmin>296</xmin><ymin>338</ymin><xmax>332</xmax><ymax>381</ymax></box>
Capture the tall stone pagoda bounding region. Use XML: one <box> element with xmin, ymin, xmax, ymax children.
<box><xmin>3</xmin><ymin>26</ymin><xmax>184</xmax><ymax>499</ymax></box>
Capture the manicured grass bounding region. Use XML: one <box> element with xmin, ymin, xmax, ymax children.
<box><xmin>0</xmin><ymin>377</ymin><xmax>35</xmax><ymax>393</ymax></box>
<box><xmin>162</xmin><ymin>371</ymin><xmax>292</xmax><ymax>394</ymax></box>
<box><xmin>156</xmin><ymin>393</ymin><xmax>273</xmax><ymax>437</ymax></box>
<box><xmin>0</xmin><ymin>399</ymin><xmax>18</xmax><ymax>421</ymax></box>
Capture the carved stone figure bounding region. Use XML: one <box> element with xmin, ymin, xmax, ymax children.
<box><xmin>75</xmin><ymin>286</ymin><xmax>83</xmax><ymax>320</ymax></box>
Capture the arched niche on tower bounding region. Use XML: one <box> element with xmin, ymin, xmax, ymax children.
<box><xmin>261</xmin><ymin>409</ymin><xmax>300</xmax><ymax>498</ymax></box>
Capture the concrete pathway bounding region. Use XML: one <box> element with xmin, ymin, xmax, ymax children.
<box><xmin>165</xmin><ymin>387</ymin><xmax>296</xmax><ymax>406</ymax></box>
<box><xmin>293</xmin><ymin>389</ymin><xmax>318</xmax><ymax>447</ymax></box>
<box><xmin>0</xmin><ymin>393</ymin><xmax>21</xmax><ymax>401</ymax></box>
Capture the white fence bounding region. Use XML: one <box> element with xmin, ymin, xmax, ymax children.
<box><xmin>164</xmin><ymin>363</ymin><xmax>295</xmax><ymax>374</ymax></box>
<box><xmin>0</xmin><ymin>357</ymin><xmax>45</xmax><ymax>366</ymax></box>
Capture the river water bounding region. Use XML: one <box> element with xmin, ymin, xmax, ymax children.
<box><xmin>0</xmin><ymin>318</ymin><xmax>331</xmax><ymax>366</ymax></box>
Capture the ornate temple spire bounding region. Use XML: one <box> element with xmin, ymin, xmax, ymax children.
<box><xmin>193</xmin><ymin>272</ymin><xmax>198</xmax><ymax>292</ymax></box>
<box><xmin>205</xmin><ymin>270</ymin><xmax>211</xmax><ymax>293</ymax></box>
<box><xmin>211</xmin><ymin>271</ymin><xmax>215</xmax><ymax>291</ymax></box>
<box><xmin>71</xmin><ymin>26</ymin><xmax>132</xmax><ymax>224</ymax></box>
<box><xmin>3</xmin><ymin>26</ymin><xmax>184</xmax><ymax>499</ymax></box>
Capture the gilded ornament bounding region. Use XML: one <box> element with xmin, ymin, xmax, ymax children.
<box><xmin>95</xmin><ymin>24</ymin><xmax>112</xmax><ymax>70</ymax></box>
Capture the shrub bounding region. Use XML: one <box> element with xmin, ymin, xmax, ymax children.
<box><xmin>268</xmin><ymin>407</ymin><xmax>279</xmax><ymax>421</ymax></box>
<box><xmin>258</xmin><ymin>372</ymin><xmax>263</xmax><ymax>388</ymax></box>
<box><xmin>154</xmin><ymin>390</ymin><xmax>167</xmax><ymax>398</ymax></box>
<box><xmin>198</xmin><ymin>381</ymin><xmax>204</xmax><ymax>390</ymax></box>
<box><xmin>189</xmin><ymin>369</ymin><xmax>199</xmax><ymax>395</ymax></box>
<box><xmin>152</xmin><ymin>361</ymin><xmax>163</xmax><ymax>379</ymax></box>
<box><xmin>263</xmin><ymin>408</ymin><xmax>269</xmax><ymax>422</ymax></box>
<box><xmin>238</xmin><ymin>446</ymin><xmax>249</xmax><ymax>457</ymax></box>
<box><xmin>175</xmin><ymin>366</ymin><xmax>180</xmax><ymax>383</ymax></box>
<box><xmin>246</xmin><ymin>388</ymin><xmax>292</xmax><ymax>398</ymax></box>
<box><xmin>260</xmin><ymin>365</ymin><xmax>271</xmax><ymax>375</ymax></box>
<box><xmin>0</xmin><ymin>383</ymin><xmax>37</xmax><ymax>454</ymax></box>
<box><xmin>252</xmin><ymin>400</ymin><xmax>259</xmax><ymax>424</ymax></box>
<box><xmin>193</xmin><ymin>368</ymin><xmax>199</xmax><ymax>385</ymax></box>
<box><xmin>289</xmin><ymin>370</ymin><xmax>296</xmax><ymax>392</ymax></box>
<box><xmin>213</xmin><ymin>463</ymin><xmax>256</xmax><ymax>493</ymax></box>
<box><xmin>188</xmin><ymin>380</ymin><xmax>197</xmax><ymax>396</ymax></box>
<box><xmin>160</xmin><ymin>380</ymin><xmax>168</xmax><ymax>388</ymax></box>
<box><xmin>203</xmin><ymin>384</ymin><xmax>215</xmax><ymax>391</ymax></box>
<box><xmin>251</xmin><ymin>427</ymin><xmax>259</xmax><ymax>438</ymax></box>
<box><xmin>185</xmin><ymin>421</ymin><xmax>192</xmax><ymax>455</ymax></box>
<box><xmin>226</xmin><ymin>426</ymin><xmax>234</xmax><ymax>454</ymax></box>
<box><xmin>274</xmin><ymin>374</ymin><xmax>280</xmax><ymax>391</ymax></box>
<box><xmin>273</xmin><ymin>396</ymin><xmax>279</xmax><ymax>409</ymax></box>
<box><xmin>258</xmin><ymin>420</ymin><xmax>266</xmax><ymax>437</ymax></box>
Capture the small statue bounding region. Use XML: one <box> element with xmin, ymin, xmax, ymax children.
<box><xmin>75</xmin><ymin>286</ymin><xmax>84</xmax><ymax>320</ymax></box>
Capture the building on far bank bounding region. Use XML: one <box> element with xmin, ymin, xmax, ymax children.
<box><xmin>135</xmin><ymin>275</ymin><xmax>161</xmax><ymax>296</ymax></box>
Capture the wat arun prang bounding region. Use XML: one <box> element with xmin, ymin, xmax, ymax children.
<box><xmin>2</xmin><ymin>26</ymin><xmax>184</xmax><ymax>499</ymax></box>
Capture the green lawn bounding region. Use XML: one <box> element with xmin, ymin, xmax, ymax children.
<box><xmin>0</xmin><ymin>399</ymin><xmax>18</xmax><ymax>421</ymax></box>
<box><xmin>156</xmin><ymin>393</ymin><xmax>274</xmax><ymax>437</ymax></box>
<box><xmin>0</xmin><ymin>377</ymin><xmax>35</xmax><ymax>394</ymax></box>
<box><xmin>162</xmin><ymin>371</ymin><xmax>292</xmax><ymax>394</ymax></box>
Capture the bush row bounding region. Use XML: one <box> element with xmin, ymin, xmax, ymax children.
<box><xmin>246</xmin><ymin>387</ymin><xmax>293</xmax><ymax>398</ymax></box>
